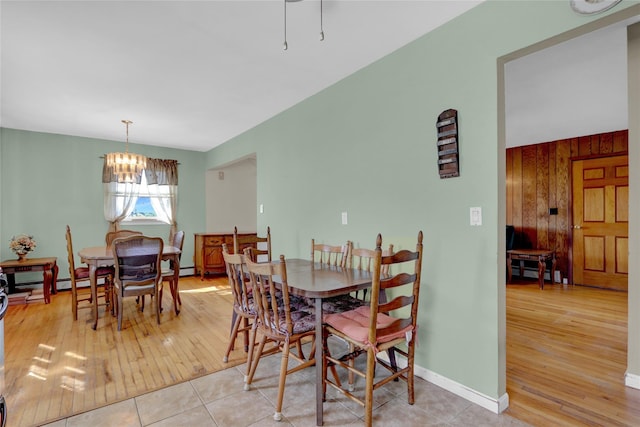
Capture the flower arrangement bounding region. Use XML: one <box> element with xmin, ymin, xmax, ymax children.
<box><xmin>10</xmin><ymin>234</ymin><xmax>37</xmax><ymax>255</ymax></box>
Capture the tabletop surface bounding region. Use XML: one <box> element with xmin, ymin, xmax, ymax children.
<box><xmin>79</xmin><ymin>246</ymin><xmax>181</xmax><ymax>260</ymax></box>
<box><xmin>0</xmin><ymin>257</ymin><xmax>57</xmax><ymax>267</ymax></box>
<box><xmin>507</xmin><ymin>249</ymin><xmax>554</xmax><ymax>256</ymax></box>
<box><xmin>275</xmin><ymin>258</ymin><xmax>374</xmax><ymax>298</ymax></box>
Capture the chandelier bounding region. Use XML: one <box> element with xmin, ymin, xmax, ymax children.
<box><xmin>105</xmin><ymin>119</ymin><xmax>147</xmax><ymax>182</ymax></box>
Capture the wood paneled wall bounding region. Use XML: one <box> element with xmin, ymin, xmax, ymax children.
<box><xmin>506</xmin><ymin>130</ymin><xmax>628</xmax><ymax>279</ymax></box>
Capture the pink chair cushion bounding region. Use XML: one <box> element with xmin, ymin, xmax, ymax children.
<box><xmin>74</xmin><ymin>266</ymin><xmax>114</xmax><ymax>280</ymax></box>
<box><xmin>324</xmin><ymin>305</ymin><xmax>413</xmax><ymax>346</ymax></box>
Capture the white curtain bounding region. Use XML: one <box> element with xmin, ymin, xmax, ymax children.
<box><xmin>145</xmin><ymin>158</ymin><xmax>179</xmax><ymax>238</ymax></box>
<box><xmin>102</xmin><ymin>160</ymin><xmax>141</xmax><ymax>232</ymax></box>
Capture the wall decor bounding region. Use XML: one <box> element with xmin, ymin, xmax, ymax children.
<box><xmin>436</xmin><ymin>108</ymin><xmax>459</xmax><ymax>178</ymax></box>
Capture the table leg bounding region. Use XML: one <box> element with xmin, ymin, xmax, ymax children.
<box><xmin>537</xmin><ymin>257</ymin><xmax>545</xmax><ymax>290</ymax></box>
<box><xmin>315</xmin><ymin>297</ymin><xmax>323</xmax><ymax>426</ymax></box>
<box><xmin>42</xmin><ymin>262</ymin><xmax>59</xmax><ymax>303</ymax></box>
<box><xmin>172</xmin><ymin>255</ymin><xmax>180</xmax><ymax>315</ymax></box>
<box><xmin>507</xmin><ymin>253</ymin><xmax>513</xmax><ymax>283</ymax></box>
<box><xmin>51</xmin><ymin>262</ymin><xmax>59</xmax><ymax>295</ymax></box>
<box><xmin>42</xmin><ymin>268</ymin><xmax>52</xmax><ymax>304</ymax></box>
<box><xmin>6</xmin><ymin>274</ymin><xmax>15</xmax><ymax>294</ymax></box>
<box><xmin>88</xmin><ymin>262</ymin><xmax>99</xmax><ymax>330</ymax></box>
<box><xmin>518</xmin><ymin>260</ymin><xmax>524</xmax><ymax>278</ymax></box>
<box><xmin>551</xmin><ymin>254</ymin><xmax>557</xmax><ymax>286</ymax></box>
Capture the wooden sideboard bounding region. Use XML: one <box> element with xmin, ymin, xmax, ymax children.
<box><xmin>194</xmin><ymin>232</ymin><xmax>257</xmax><ymax>279</ymax></box>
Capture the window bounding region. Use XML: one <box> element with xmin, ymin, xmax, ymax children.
<box><xmin>103</xmin><ymin>157</ymin><xmax>177</xmax><ymax>231</ymax></box>
<box><xmin>122</xmin><ymin>174</ymin><xmax>167</xmax><ymax>225</ymax></box>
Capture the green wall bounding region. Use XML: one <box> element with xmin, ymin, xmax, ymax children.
<box><xmin>204</xmin><ymin>0</ymin><xmax>640</xmax><ymax>406</ymax></box>
<box><xmin>0</xmin><ymin>127</ymin><xmax>206</xmax><ymax>285</ymax></box>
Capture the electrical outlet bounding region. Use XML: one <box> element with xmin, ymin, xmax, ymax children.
<box><xmin>259</xmin><ymin>204</ymin><xmax>264</xmax><ymax>214</ymax></box>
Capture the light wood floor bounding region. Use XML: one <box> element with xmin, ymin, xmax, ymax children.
<box><xmin>505</xmin><ymin>279</ymin><xmax>640</xmax><ymax>426</ymax></box>
<box><xmin>5</xmin><ymin>275</ymin><xmax>640</xmax><ymax>426</ymax></box>
<box><xmin>4</xmin><ymin>276</ymin><xmax>248</xmax><ymax>427</ymax></box>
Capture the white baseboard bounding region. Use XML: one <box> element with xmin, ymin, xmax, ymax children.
<box><xmin>378</xmin><ymin>352</ymin><xmax>509</xmax><ymax>414</ymax></box>
<box><xmin>417</xmin><ymin>365</ymin><xmax>509</xmax><ymax>413</ymax></box>
<box><xmin>625</xmin><ymin>372</ymin><xmax>640</xmax><ymax>389</ymax></box>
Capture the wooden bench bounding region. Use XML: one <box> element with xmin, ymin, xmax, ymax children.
<box><xmin>507</xmin><ymin>249</ymin><xmax>556</xmax><ymax>290</ymax></box>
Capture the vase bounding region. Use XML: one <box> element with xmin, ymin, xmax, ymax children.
<box><xmin>17</xmin><ymin>253</ymin><xmax>27</xmax><ymax>261</ymax></box>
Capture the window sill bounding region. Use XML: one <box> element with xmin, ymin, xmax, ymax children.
<box><xmin>121</xmin><ymin>218</ymin><xmax>168</xmax><ymax>226</ymax></box>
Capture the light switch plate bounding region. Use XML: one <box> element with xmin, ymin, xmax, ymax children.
<box><xmin>341</xmin><ymin>212</ymin><xmax>348</xmax><ymax>225</ymax></box>
<box><xmin>470</xmin><ymin>207</ymin><xmax>482</xmax><ymax>226</ymax></box>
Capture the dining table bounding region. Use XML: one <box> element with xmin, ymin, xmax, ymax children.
<box><xmin>78</xmin><ymin>245</ymin><xmax>182</xmax><ymax>330</ymax></box>
<box><xmin>273</xmin><ymin>258</ymin><xmax>376</xmax><ymax>426</ymax></box>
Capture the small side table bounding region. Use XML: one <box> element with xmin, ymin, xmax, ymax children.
<box><xmin>507</xmin><ymin>249</ymin><xmax>556</xmax><ymax>290</ymax></box>
<box><xmin>0</xmin><ymin>257</ymin><xmax>58</xmax><ymax>303</ymax></box>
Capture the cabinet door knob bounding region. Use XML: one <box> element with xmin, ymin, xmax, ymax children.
<box><xmin>573</xmin><ymin>225</ymin><xmax>582</xmax><ymax>229</ymax></box>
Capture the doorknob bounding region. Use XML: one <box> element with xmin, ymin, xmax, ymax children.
<box><xmin>573</xmin><ymin>225</ymin><xmax>582</xmax><ymax>229</ymax></box>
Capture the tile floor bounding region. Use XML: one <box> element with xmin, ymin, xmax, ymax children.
<box><xmin>42</xmin><ymin>348</ymin><xmax>530</xmax><ymax>427</ymax></box>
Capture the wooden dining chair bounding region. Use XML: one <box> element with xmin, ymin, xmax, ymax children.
<box><xmin>243</xmin><ymin>251</ymin><xmax>326</xmax><ymax>422</ymax></box>
<box><xmin>112</xmin><ymin>235</ymin><xmax>164</xmax><ymax>331</ymax></box>
<box><xmin>349</xmin><ymin>241</ymin><xmax>394</xmax><ymax>301</ymax></box>
<box><xmin>233</xmin><ymin>226</ymin><xmax>271</xmax><ymax>262</ymax></box>
<box><xmin>221</xmin><ymin>245</ymin><xmax>256</xmax><ymax>381</ymax></box>
<box><xmin>311</xmin><ymin>239</ymin><xmax>364</xmax><ymax>314</ymax></box>
<box><xmin>311</xmin><ymin>239</ymin><xmax>350</xmax><ymax>267</ymax></box>
<box><xmin>322</xmin><ymin>231</ymin><xmax>423</xmax><ymax>427</ymax></box>
<box><xmin>105</xmin><ymin>229</ymin><xmax>142</xmax><ymax>248</ymax></box>
<box><xmin>65</xmin><ymin>225</ymin><xmax>114</xmax><ymax>320</ymax></box>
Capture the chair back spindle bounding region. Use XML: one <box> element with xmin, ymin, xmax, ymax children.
<box><xmin>311</xmin><ymin>239</ymin><xmax>350</xmax><ymax>268</ymax></box>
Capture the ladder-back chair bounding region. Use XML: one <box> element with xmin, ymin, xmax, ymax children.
<box><xmin>322</xmin><ymin>231</ymin><xmax>423</xmax><ymax>426</ymax></box>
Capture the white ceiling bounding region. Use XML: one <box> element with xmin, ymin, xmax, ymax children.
<box><xmin>0</xmin><ymin>1</ymin><xmax>634</xmax><ymax>152</ymax></box>
<box><xmin>505</xmin><ymin>21</ymin><xmax>630</xmax><ymax>148</ymax></box>
<box><xmin>0</xmin><ymin>0</ymin><xmax>484</xmax><ymax>152</ymax></box>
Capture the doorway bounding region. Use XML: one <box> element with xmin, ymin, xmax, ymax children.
<box><xmin>500</xmin><ymin>8</ymin><xmax>640</xmax><ymax>418</ymax></box>
<box><xmin>205</xmin><ymin>155</ymin><xmax>257</xmax><ymax>232</ymax></box>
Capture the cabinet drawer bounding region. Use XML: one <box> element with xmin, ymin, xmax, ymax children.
<box><xmin>204</xmin><ymin>236</ymin><xmax>224</xmax><ymax>246</ymax></box>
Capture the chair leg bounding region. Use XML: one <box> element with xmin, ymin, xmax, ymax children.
<box><xmin>364</xmin><ymin>348</ymin><xmax>376</xmax><ymax>427</ymax></box>
<box><xmin>170</xmin><ymin>279</ymin><xmax>180</xmax><ymax>314</ymax></box>
<box><xmin>103</xmin><ymin>277</ymin><xmax>111</xmax><ymax>310</ymax></box>
<box><xmin>155</xmin><ymin>288</ymin><xmax>161</xmax><ymax>325</ymax></box>
<box><xmin>117</xmin><ymin>294</ymin><xmax>123</xmax><ymax>331</ymax></box>
<box><xmin>71</xmin><ymin>281</ymin><xmax>78</xmax><ymax>321</ymax></box>
<box><xmin>273</xmin><ymin>340</ymin><xmax>290</xmax><ymax>422</ymax></box>
<box><xmin>407</xmin><ymin>345</ymin><xmax>416</xmax><ymax>405</ymax></box>
<box><xmin>387</xmin><ymin>348</ymin><xmax>399</xmax><ymax>381</ymax></box>
<box><xmin>245</xmin><ymin>334</ymin><xmax>267</xmax><ymax>390</ymax></box>
<box><xmin>159</xmin><ymin>284</ymin><xmax>164</xmax><ymax>313</ymax></box>
<box><xmin>244</xmin><ymin>325</ymin><xmax>257</xmax><ymax>382</ymax></box>
<box><xmin>224</xmin><ymin>314</ymin><xmax>242</xmax><ymax>363</ymax></box>
<box><xmin>348</xmin><ymin>343</ymin><xmax>356</xmax><ymax>391</ymax></box>
<box><xmin>242</xmin><ymin>317</ymin><xmax>250</xmax><ymax>352</ymax></box>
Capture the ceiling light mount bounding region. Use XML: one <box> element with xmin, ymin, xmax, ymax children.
<box><xmin>283</xmin><ymin>0</ymin><xmax>324</xmax><ymax>50</ymax></box>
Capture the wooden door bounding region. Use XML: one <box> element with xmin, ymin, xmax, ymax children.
<box><xmin>571</xmin><ymin>155</ymin><xmax>628</xmax><ymax>290</ymax></box>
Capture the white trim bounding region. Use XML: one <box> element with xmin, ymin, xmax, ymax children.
<box><xmin>625</xmin><ymin>372</ymin><xmax>640</xmax><ymax>389</ymax></box>
<box><xmin>378</xmin><ymin>352</ymin><xmax>509</xmax><ymax>414</ymax></box>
